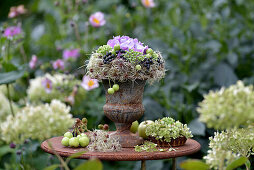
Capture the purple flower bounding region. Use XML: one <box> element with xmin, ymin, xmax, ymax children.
<box><xmin>81</xmin><ymin>76</ymin><xmax>99</xmax><ymax>91</ymax></box>
<box><xmin>141</xmin><ymin>0</ymin><xmax>155</xmax><ymax>8</ymax></box>
<box><xmin>3</xmin><ymin>26</ymin><xmax>22</xmax><ymax>37</ymax></box>
<box><xmin>42</xmin><ymin>78</ymin><xmax>52</xmax><ymax>93</ymax></box>
<box><xmin>29</xmin><ymin>55</ymin><xmax>37</xmax><ymax>69</ymax></box>
<box><xmin>9</xmin><ymin>142</ymin><xmax>16</xmax><ymax>149</ymax></box>
<box><xmin>107</xmin><ymin>36</ymin><xmax>147</xmax><ymax>53</ymax></box>
<box><xmin>63</xmin><ymin>49</ymin><xmax>80</xmax><ymax>60</ymax></box>
<box><xmin>89</xmin><ymin>12</ymin><xmax>106</xmax><ymax>28</ymax></box>
<box><xmin>52</xmin><ymin>59</ymin><xmax>64</xmax><ymax>70</ymax></box>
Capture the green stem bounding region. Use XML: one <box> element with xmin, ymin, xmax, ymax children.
<box><xmin>108</xmin><ymin>79</ymin><xmax>111</xmax><ymax>88</ymax></box>
<box><xmin>6</xmin><ymin>39</ymin><xmax>10</xmax><ymax>62</ymax></box>
<box><xmin>19</xmin><ymin>44</ymin><xmax>28</xmax><ymax>64</ymax></box>
<box><xmin>6</xmin><ymin>84</ymin><xmax>14</xmax><ymax>116</ymax></box>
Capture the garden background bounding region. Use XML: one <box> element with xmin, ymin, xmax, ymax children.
<box><xmin>0</xmin><ymin>0</ymin><xmax>254</xmax><ymax>169</ymax></box>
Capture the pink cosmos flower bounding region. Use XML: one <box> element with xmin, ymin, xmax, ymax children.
<box><xmin>8</xmin><ymin>5</ymin><xmax>27</xmax><ymax>18</ymax></box>
<box><xmin>63</xmin><ymin>49</ymin><xmax>80</xmax><ymax>60</ymax></box>
<box><xmin>29</xmin><ymin>55</ymin><xmax>38</xmax><ymax>69</ymax></box>
<box><xmin>42</xmin><ymin>78</ymin><xmax>52</xmax><ymax>93</ymax></box>
<box><xmin>52</xmin><ymin>59</ymin><xmax>65</xmax><ymax>70</ymax></box>
<box><xmin>89</xmin><ymin>12</ymin><xmax>106</xmax><ymax>28</ymax></box>
<box><xmin>81</xmin><ymin>76</ymin><xmax>99</xmax><ymax>91</ymax></box>
<box><xmin>141</xmin><ymin>0</ymin><xmax>155</xmax><ymax>8</ymax></box>
<box><xmin>3</xmin><ymin>26</ymin><xmax>22</xmax><ymax>37</ymax></box>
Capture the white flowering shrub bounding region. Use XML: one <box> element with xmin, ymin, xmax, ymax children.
<box><xmin>27</xmin><ymin>73</ymin><xmax>86</xmax><ymax>103</ymax></box>
<box><xmin>204</xmin><ymin>127</ymin><xmax>254</xmax><ymax>169</ymax></box>
<box><xmin>198</xmin><ymin>81</ymin><xmax>254</xmax><ymax>130</ymax></box>
<box><xmin>0</xmin><ymin>92</ymin><xmax>18</xmax><ymax>121</ymax></box>
<box><xmin>0</xmin><ymin>100</ymin><xmax>74</xmax><ymax>144</ymax></box>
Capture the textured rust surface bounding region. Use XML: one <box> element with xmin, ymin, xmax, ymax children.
<box><xmin>41</xmin><ymin>136</ymin><xmax>201</xmax><ymax>161</ymax></box>
<box><xmin>102</xmin><ymin>80</ymin><xmax>146</xmax><ymax>147</ymax></box>
<box><xmin>147</xmin><ymin>137</ymin><xmax>187</xmax><ymax>147</ymax></box>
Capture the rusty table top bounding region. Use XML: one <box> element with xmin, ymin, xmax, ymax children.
<box><xmin>41</xmin><ymin>136</ymin><xmax>201</xmax><ymax>161</ymax></box>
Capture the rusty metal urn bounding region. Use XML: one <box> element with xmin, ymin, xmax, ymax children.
<box><xmin>103</xmin><ymin>79</ymin><xmax>146</xmax><ymax>147</ymax></box>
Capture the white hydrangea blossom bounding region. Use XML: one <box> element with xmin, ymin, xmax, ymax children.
<box><xmin>0</xmin><ymin>92</ymin><xmax>18</xmax><ymax>121</ymax></box>
<box><xmin>27</xmin><ymin>73</ymin><xmax>85</xmax><ymax>103</ymax></box>
<box><xmin>0</xmin><ymin>100</ymin><xmax>74</xmax><ymax>144</ymax></box>
<box><xmin>204</xmin><ymin>127</ymin><xmax>254</xmax><ymax>169</ymax></box>
<box><xmin>198</xmin><ymin>81</ymin><xmax>254</xmax><ymax>130</ymax></box>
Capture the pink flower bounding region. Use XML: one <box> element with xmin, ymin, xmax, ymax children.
<box><xmin>81</xmin><ymin>76</ymin><xmax>99</xmax><ymax>91</ymax></box>
<box><xmin>8</xmin><ymin>5</ymin><xmax>27</xmax><ymax>18</ymax></box>
<box><xmin>89</xmin><ymin>12</ymin><xmax>106</xmax><ymax>28</ymax></box>
<box><xmin>29</xmin><ymin>55</ymin><xmax>38</xmax><ymax>69</ymax></box>
<box><xmin>42</xmin><ymin>78</ymin><xmax>52</xmax><ymax>93</ymax></box>
<box><xmin>52</xmin><ymin>59</ymin><xmax>65</xmax><ymax>70</ymax></box>
<box><xmin>63</xmin><ymin>49</ymin><xmax>80</xmax><ymax>60</ymax></box>
<box><xmin>3</xmin><ymin>26</ymin><xmax>22</xmax><ymax>37</ymax></box>
<box><xmin>65</xmin><ymin>95</ymin><xmax>75</xmax><ymax>105</ymax></box>
<box><xmin>141</xmin><ymin>0</ymin><xmax>155</xmax><ymax>8</ymax></box>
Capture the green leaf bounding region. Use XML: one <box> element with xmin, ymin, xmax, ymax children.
<box><xmin>0</xmin><ymin>70</ymin><xmax>25</xmax><ymax>85</ymax></box>
<box><xmin>43</xmin><ymin>164</ymin><xmax>59</xmax><ymax>170</ymax></box>
<box><xmin>180</xmin><ymin>159</ymin><xmax>209</xmax><ymax>170</ymax></box>
<box><xmin>1</xmin><ymin>62</ymin><xmax>17</xmax><ymax>72</ymax></box>
<box><xmin>0</xmin><ymin>145</ymin><xmax>14</xmax><ymax>160</ymax></box>
<box><xmin>245</xmin><ymin>160</ymin><xmax>251</xmax><ymax>169</ymax></box>
<box><xmin>66</xmin><ymin>150</ymin><xmax>87</xmax><ymax>162</ymax></box>
<box><xmin>74</xmin><ymin>159</ymin><xmax>103</xmax><ymax>170</ymax></box>
<box><xmin>226</xmin><ymin>157</ymin><xmax>248</xmax><ymax>170</ymax></box>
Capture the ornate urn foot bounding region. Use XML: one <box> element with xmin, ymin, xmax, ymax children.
<box><xmin>103</xmin><ymin>80</ymin><xmax>146</xmax><ymax>147</ymax></box>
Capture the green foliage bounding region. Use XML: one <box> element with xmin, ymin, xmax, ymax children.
<box><xmin>74</xmin><ymin>159</ymin><xmax>103</xmax><ymax>170</ymax></box>
<box><xmin>226</xmin><ymin>157</ymin><xmax>249</xmax><ymax>170</ymax></box>
<box><xmin>180</xmin><ymin>159</ymin><xmax>209</xmax><ymax>170</ymax></box>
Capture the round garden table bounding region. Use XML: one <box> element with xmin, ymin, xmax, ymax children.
<box><xmin>41</xmin><ymin>136</ymin><xmax>201</xmax><ymax>170</ymax></box>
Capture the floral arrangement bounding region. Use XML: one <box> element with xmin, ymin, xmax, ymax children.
<box><xmin>87</xmin><ymin>130</ymin><xmax>121</xmax><ymax>152</ymax></box>
<box><xmin>204</xmin><ymin>127</ymin><xmax>254</xmax><ymax>169</ymax></box>
<box><xmin>197</xmin><ymin>81</ymin><xmax>254</xmax><ymax>130</ymax></box>
<box><xmin>86</xmin><ymin>35</ymin><xmax>165</xmax><ymax>84</ymax></box>
<box><xmin>0</xmin><ymin>100</ymin><xmax>74</xmax><ymax>144</ymax></box>
<box><xmin>145</xmin><ymin>117</ymin><xmax>193</xmax><ymax>143</ymax></box>
<box><xmin>135</xmin><ymin>141</ymin><xmax>175</xmax><ymax>152</ymax></box>
<box><xmin>27</xmin><ymin>73</ymin><xmax>86</xmax><ymax>104</ymax></box>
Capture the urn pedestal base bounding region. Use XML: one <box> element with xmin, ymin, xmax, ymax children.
<box><xmin>103</xmin><ymin>80</ymin><xmax>146</xmax><ymax>148</ymax></box>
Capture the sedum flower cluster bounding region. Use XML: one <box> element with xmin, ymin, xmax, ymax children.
<box><xmin>27</xmin><ymin>73</ymin><xmax>86</xmax><ymax>103</ymax></box>
<box><xmin>145</xmin><ymin>117</ymin><xmax>193</xmax><ymax>142</ymax></box>
<box><xmin>0</xmin><ymin>100</ymin><xmax>74</xmax><ymax>144</ymax></box>
<box><xmin>87</xmin><ymin>130</ymin><xmax>121</xmax><ymax>152</ymax></box>
<box><xmin>204</xmin><ymin>127</ymin><xmax>254</xmax><ymax>169</ymax></box>
<box><xmin>198</xmin><ymin>81</ymin><xmax>254</xmax><ymax>130</ymax></box>
<box><xmin>86</xmin><ymin>36</ymin><xmax>165</xmax><ymax>83</ymax></box>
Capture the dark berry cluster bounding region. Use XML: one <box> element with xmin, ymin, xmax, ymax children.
<box><xmin>103</xmin><ymin>49</ymin><xmax>126</xmax><ymax>64</ymax></box>
<box><xmin>140</xmin><ymin>57</ymin><xmax>154</xmax><ymax>70</ymax></box>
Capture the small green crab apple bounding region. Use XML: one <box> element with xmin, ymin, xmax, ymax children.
<box><xmin>69</xmin><ymin>137</ymin><xmax>79</xmax><ymax>147</ymax></box>
<box><xmin>130</xmin><ymin>120</ymin><xmax>139</xmax><ymax>133</ymax></box>
<box><xmin>64</xmin><ymin>132</ymin><xmax>73</xmax><ymax>139</ymax></box>
<box><xmin>79</xmin><ymin>136</ymin><xmax>90</xmax><ymax>147</ymax></box>
<box><xmin>146</xmin><ymin>48</ymin><xmax>153</xmax><ymax>55</ymax></box>
<box><xmin>61</xmin><ymin>137</ymin><xmax>69</xmax><ymax>146</ymax></box>
<box><xmin>108</xmin><ymin>88</ymin><xmax>115</xmax><ymax>94</ymax></box>
<box><xmin>114</xmin><ymin>44</ymin><xmax>120</xmax><ymax>51</ymax></box>
<box><xmin>113</xmin><ymin>84</ymin><xmax>119</xmax><ymax>91</ymax></box>
<box><xmin>138</xmin><ymin>120</ymin><xmax>154</xmax><ymax>139</ymax></box>
<box><xmin>135</xmin><ymin>65</ymin><xmax>142</xmax><ymax>71</ymax></box>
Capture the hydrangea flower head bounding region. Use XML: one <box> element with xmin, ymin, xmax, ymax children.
<box><xmin>89</xmin><ymin>12</ymin><xmax>106</xmax><ymax>27</ymax></box>
<box><xmin>52</xmin><ymin>59</ymin><xmax>64</xmax><ymax>70</ymax></box>
<box><xmin>107</xmin><ymin>36</ymin><xmax>147</xmax><ymax>53</ymax></box>
<box><xmin>141</xmin><ymin>0</ymin><xmax>155</xmax><ymax>8</ymax></box>
<box><xmin>63</xmin><ymin>49</ymin><xmax>80</xmax><ymax>60</ymax></box>
<box><xmin>29</xmin><ymin>55</ymin><xmax>37</xmax><ymax>69</ymax></box>
<box><xmin>3</xmin><ymin>26</ymin><xmax>22</xmax><ymax>37</ymax></box>
<box><xmin>81</xmin><ymin>76</ymin><xmax>99</xmax><ymax>91</ymax></box>
<box><xmin>41</xmin><ymin>78</ymin><xmax>52</xmax><ymax>93</ymax></box>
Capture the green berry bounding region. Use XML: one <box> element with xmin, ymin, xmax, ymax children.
<box><xmin>79</xmin><ymin>137</ymin><xmax>90</xmax><ymax>147</ymax></box>
<box><xmin>112</xmin><ymin>50</ymin><xmax>116</xmax><ymax>55</ymax></box>
<box><xmin>108</xmin><ymin>88</ymin><xmax>115</xmax><ymax>94</ymax></box>
<box><xmin>98</xmin><ymin>124</ymin><xmax>104</xmax><ymax>129</ymax></box>
<box><xmin>113</xmin><ymin>84</ymin><xmax>119</xmax><ymax>91</ymax></box>
<box><xmin>114</xmin><ymin>44</ymin><xmax>120</xmax><ymax>51</ymax></box>
<box><xmin>77</xmin><ymin>135</ymin><xmax>81</xmax><ymax>140</ymax></box>
<box><xmin>146</xmin><ymin>54</ymin><xmax>152</xmax><ymax>58</ymax></box>
<box><xmin>61</xmin><ymin>137</ymin><xmax>69</xmax><ymax>146</ymax></box>
<box><xmin>64</xmin><ymin>132</ymin><xmax>73</xmax><ymax>139</ymax></box>
<box><xmin>135</xmin><ymin>65</ymin><xmax>142</xmax><ymax>71</ymax></box>
<box><xmin>69</xmin><ymin>137</ymin><xmax>79</xmax><ymax>147</ymax></box>
<box><xmin>82</xmin><ymin>118</ymin><xmax>87</xmax><ymax>124</ymax></box>
<box><xmin>80</xmin><ymin>133</ymin><xmax>88</xmax><ymax>138</ymax></box>
<box><xmin>146</xmin><ymin>48</ymin><xmax>153</xmax><ymax>55</ymax></box>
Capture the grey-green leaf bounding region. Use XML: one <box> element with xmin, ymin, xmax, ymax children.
<box><xmin>74</xmin><ymin>159</ymin><xmax>103</xmax><ymax>170</ymax></box>
<box><xmin>180</xmin><ymin>159</ymin><xmax>209</xmax><ymax>170</ymax></box>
